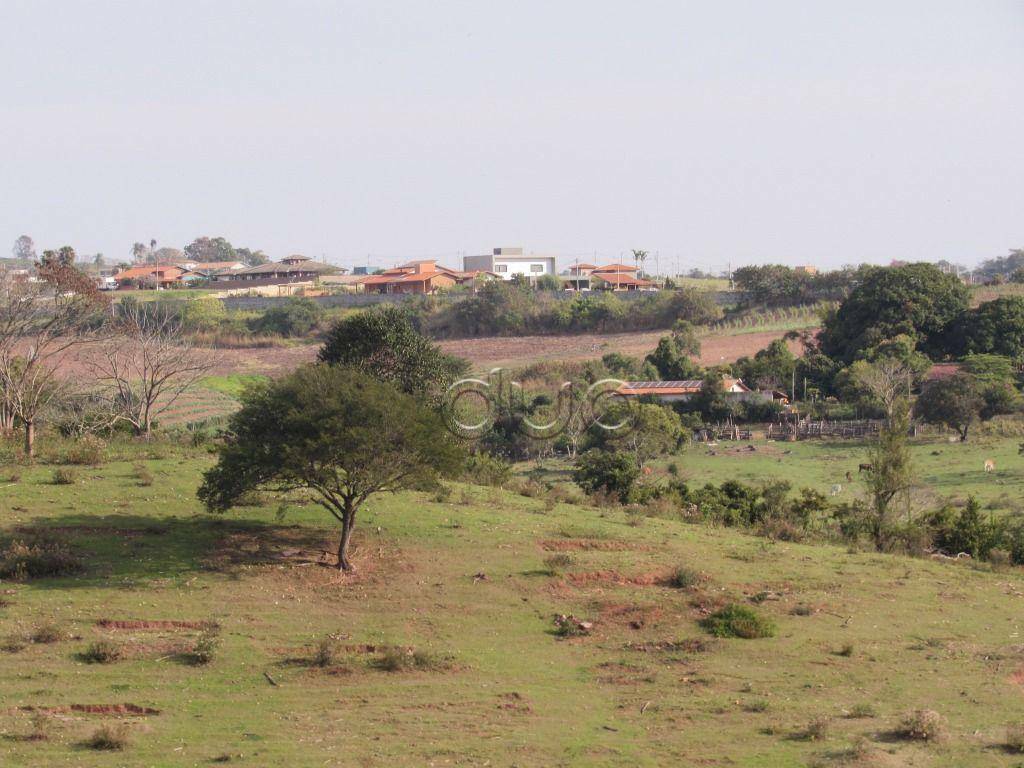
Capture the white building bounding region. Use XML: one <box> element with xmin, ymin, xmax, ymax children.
<box><xmin>463</xmin><ymin>247</ymin><xmax>556</xmax><ymax>281</ymax></box>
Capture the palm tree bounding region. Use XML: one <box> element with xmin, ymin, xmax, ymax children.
<box><xmin>631</xmin><ymin>249</ymin><xmax>648</xmax><ymax>276</ymax></box>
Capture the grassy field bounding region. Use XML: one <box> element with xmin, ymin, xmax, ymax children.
<box><xmin>522</xmin><ymin>432</ymin><xmax>1024</xmax><ymax>517</ymax></box>
<box><xmin>2</xmin><ymin>441</ymin><xmax>1024</xmax><ymax>766</ymax></box>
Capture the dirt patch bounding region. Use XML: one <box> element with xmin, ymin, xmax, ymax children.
<box><xmin>565</xmin><ymin>569</ymin><xmax>671</xmax><ymax>587</ymax></box>
<box><xmin>1011</xmin><ymin>666</ymin><xmax>1024</xmax><ymax>688</ymax></box>
<box><xmin>539</xmin><ymin>539</ymin><xmax>647</xmax><ymax>552</ymax></box>
<box><xmin>20</xmin><ymin>703</ymin><xmax>159</xmax><ymax>716</ymax></box>
<box><xmin>496</xmin><ymin>692</ymin><xmax>533</xmax><ymax>714</ymax></box>
<box><xmin>593</xmin><ymin>661</ymin><xmax>657</xmax><ymax>685</ymax></box>
<box><xmin>598</xmin><ymin>602</ymin><xmax>665</xmax><ymax>629</ymax></box>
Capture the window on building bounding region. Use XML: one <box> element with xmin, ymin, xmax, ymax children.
<box><xmin>530</xmin><ymin>264</ymin><xmax>544</xmax><ymax>273</ymax></box>
<box><xmin>495</xmin><ymin>264</ymin><xmax>508</xmax><ymax>273</ymax></box>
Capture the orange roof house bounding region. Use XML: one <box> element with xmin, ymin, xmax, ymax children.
<box><xmin>360</xmin><ymin>260</ymin><xmax>457</xmax><ymax>294</ymax></box>
<box><xmin>115</xmin><ymin>265</ymin><xmax>189</xmax><ymax>289</ymax></box>
<box><xmin>591</xmin><ymin>263</ymin><xmax>640</xmax><ymax>274</ymax></box>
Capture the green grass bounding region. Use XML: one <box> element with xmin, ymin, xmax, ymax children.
<box><xmin>199</xmin><ymin>373</ymin><xmax>270</xmax><ymax>399</ymax></box>
<box><xmin>1</xmin><ymin>443</ymin><xmax>1023</xmax><ymax>765</ymax></box>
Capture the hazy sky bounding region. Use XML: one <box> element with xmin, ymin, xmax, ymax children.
<box><xmin>2</xmin><ymin>1</ymin><xmax>1022</xmax><ymax>272</ymax></box>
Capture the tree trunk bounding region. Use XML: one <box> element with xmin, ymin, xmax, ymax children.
<box><xmin>24</xmin><ymin>419</ymin><xmax>34</xmax><ymax>459</ymax></box>
<box><xmin>336</xmin><ymin>505</ymin><xmax>356</xmax><ymax>571</ymax></box>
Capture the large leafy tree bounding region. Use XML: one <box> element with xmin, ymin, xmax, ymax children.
<box><xmin>318</xmin><ymin>305</ymin><xmax>467</xmax><ymax>402</ymax></box>
<box><xmin>644</xmin><ymin>320</ymin><xmax>702</xmax><ymax>380</ymax></box>
<box><xmin>183</xmin><ymin>236</ymin><xmax>237</xmax><ymax>263</ymax></box>
<box><xmin>819</xmin><ymin>263</ymin><xmax>969</xmax><ymax>363</ymax></box>
<box><xmin>732</xmin><ymin>338</ymin><xmax>797</xmax><ymax>392</ymax></box>
<box><xmin>915</xmin><ymin>373</ymin><xmax>985</xmax><ymax>441</ymax></box>
<box><xmin>198</xmin><ymin>365</ymin><xmax>463</xmax><ymax>570</ymax></box>
<box><xmin>953</xmin><ymin>296</ymin><xmax>1024</xmax><ymax>360</ymax></box>
<box><xmin>11</xmin><ymin>235</ymin><xmax>35</xmax><ymax>262</ymax></box>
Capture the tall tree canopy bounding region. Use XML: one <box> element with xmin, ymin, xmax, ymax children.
<box><xmin>11</xmin><ymin>235</ymin><xmax>35</xmax><ymax>262</ymax></box>
<box><xmin>183</xmin><ymin>236</ymin><xmax>238</xmax><ymax>263</ymax></box>
<box><xmin>318</xmin><ymin>305</ymin><xmax>467</xmax><ymax>402</ymax></box>
<box><xmin>198</xmin><ymin>365</ymin><xmax>463</xmax><ymax>570</ymax></box>
<box><xmin>953</xmin><ymin>296</ymin><xmax>1024</xmax><ymax>360</ymax></box>
<box><xmin>818</xmin><ymin>263</ymin><xmax>969</xmax><ymax>363</ymax></box>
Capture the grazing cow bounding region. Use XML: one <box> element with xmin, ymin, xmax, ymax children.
<box><xmin>844</xmin><ymin>471</ymin><xmax>853</xmax><ymax>483</ymax></box>
<box><xmin>984</xmin><ymin>459</ymin><xmax>995</xmax><ymax>473</ymax></box>
<box><xmin>830</xmin><ymin>484</ymin><xmax>842</xmax><ymax>497</ymax></box>
<box><xmin>858</xmin><ymin>463</ymin><xmax>873</xmax><ymax>473</ymax></box>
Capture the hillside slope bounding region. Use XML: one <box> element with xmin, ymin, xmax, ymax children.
<box><xmin>1</xmin><ymin>453</ymin><xmax>1022</xmax><ymax>767</ymax></box>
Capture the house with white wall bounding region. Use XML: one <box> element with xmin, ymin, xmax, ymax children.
<box><xmin>463</xmin><ymin>247</ymin><xmax>556</xmax><ymax>281</ymax></box>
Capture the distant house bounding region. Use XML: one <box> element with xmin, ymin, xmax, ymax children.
<box><xmin>590</xmin><ymin>272</ymin><xmax>655</xmax><ymax>291</ymax></box>
<box><xmin>563</xmin><ymin>262</ymin><xmax>655</xmax><ymax>291</ymax></box>
<box><xmin>615</xmin><ymin>377</ymin><xmax>783</xmax><ymax>404</ymax></box>
<box><xmin>616</xmin><ymin>378</ymin><xmax>749</xmax><ymax>402</ymax></box>
<box><xmin>793</xmin><ymin>265</ymin><xmax>818</xmax><ymax>275</ymax></box>
<box><xmin>360</xmin><ymin>260</ymin><xmax>458</xmax><ymax>294</ymax></box>
<box><xmin>115</xmin><ymin>264</ymin><xmax>190</xmax><ymax>289</ymax></box>
<box><xmin>209</xmin><ymin>255</ymin><xmax>339</xmax><ymax>287</ymax></box>
<box><xmin>463</xmin><ymin>247</ymin><xmax>557</xmax><ymax>281</ymax></box>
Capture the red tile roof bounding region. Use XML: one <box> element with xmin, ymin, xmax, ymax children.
<box><xmin>591</xmin><ymin>263</ymin><xmax>639</xmax><ymax>273</ymax></box>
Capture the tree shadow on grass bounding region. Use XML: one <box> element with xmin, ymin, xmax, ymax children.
<box><xmin>1</xmin><ymin>514</ymin><xmax>337</xmax><ymax>589</ymax></box>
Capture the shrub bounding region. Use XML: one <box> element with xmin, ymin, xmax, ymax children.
<box><xmin>30</xmin><ymin>622</ymin><xmax>65</xmax><ymax>644</ymax></box>
<box><xmin>0</xmin><ymin>468</ymin><xmax>21</xmax><ymax>483</ymax></box>
<box><xmin>187</xmin><ymin>624</ymin><xmax>221</xmax><ymax>665</ymax></box>
<box><xmin>573</xmin><ymin>450</ymin><xmax>640</xmax><ymax>503</ymax></box>
<box><xmin>375</xmin><ymin>647</ymin><xmax>447</xmax><ymax>671</ymax></box>
<box><xmin>796</xmin><ymin>716</ymin><xmax>831</xmax><ymax>741</ymax></box>
<box><xmin>553</xmin><ymin>614</ymin><xmax>593</xmax><ymax>638</ymax></box>
<box><xmin>25</xmin><ymin>712</ymin><xmax>51</xmax><ymax>742</ymax></box>
<box><xmin>699</xmin><ymin>605</ymin><xmax>775</xmax><ymax>639</ymax></box>
<box><xmin>836</xmin><ymin>643</ymin><xmax>855</xmax><ymax>657</ymax></box>
<box><xmin>896</xmin><ymin>709</ymin><xmax>945</xmax><ymax>741</ymax></box>
<box><xmin>80</xmin><ymin>639</ymin><xmax>122</xmax><ymax>664</ymax></box>
<box><xmin>664</xmin><ymin>566</ymin><xmax>700</xmax><ymax>590</ymax></box>
<box><xmin>543</xmin><ymin>554</ymin><xmax>574</xmax><ymax>575</ymax></box>
<box><xmin>83</xmin><ymin>724</ymin><xmax>129</xmax><ymax>751</ymax></box>
<box><xmin>790</xmin><ymin>604</ymin><xmax>813</xmax><ymax>616</ymax></box>
<box><xmin>312</xmin><ymin>636</ymin><xmax>339</xmax><ymax>668</ymax></box>
<box><xmin>462</xmin><ymin>452</ymin><xmax>512</xmax><ymax>487</ymax></box>
<box><xmin>248</xmin><ymin>297</ymin><xmax>323</xmax><ymax>337</ymax></box>
<box><xmin>51</xmin><ymin>468</ymin><xmax>76</xmax><ymax>485</ymax></box>
<box><xmin>1</xmin><ymin>635</ymin><xmax>28</xmax><ymax>653</ymax></box>
<box><xmin>63</xmin><ymin>435</ymin><xmax>107</xmax><ymax>466</ymax></box>
<box><xmin>132</xmin><ymin>463</ymin><xmax>154</xmax><ymax>487</ymax></box>
<box><xmin>0</xmin><ymin>538</ymin><xmax>82</xmax><ymax>580</ymax></box>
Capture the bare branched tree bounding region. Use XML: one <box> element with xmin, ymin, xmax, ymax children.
<box><xmin>91</xmin><ymin>302</ymin><xmax>214</xmax><ymax>437</ymax></box>
<box><xmin>0</xmin><ymin>262</ymin><xmax>109</xmax><ymax>456</ymax></box>
<box><xmin>849</xmin><ymin>358</ymin><xmax>913</xmax><ymax>424</ymax></box>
